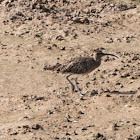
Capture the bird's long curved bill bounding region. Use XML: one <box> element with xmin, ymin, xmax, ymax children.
<box><xmin>104</xmin><ymin>53</ymin><xmax>118</xmax><ymax>58</ymax></box>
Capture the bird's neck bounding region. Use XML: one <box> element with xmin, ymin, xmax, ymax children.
<box><xmin>95</xmin><ymin>56</ymin><xmax>102</xmax><ymax>63</ymax></box>
<box><xmin>95</xmin><ymin>59</ymin><xmax>101</xmax><ymax>66</ymax></box>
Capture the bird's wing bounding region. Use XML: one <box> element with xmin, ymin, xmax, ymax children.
<box><xmin>61</xmin><ymin>57</ymin><xmax>94</xmax><ymax>74</ymax></box>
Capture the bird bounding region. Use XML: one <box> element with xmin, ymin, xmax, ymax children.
<box><xmin>44</xmin><ymin>50</ymin><xmax>118</xmax><ymax>97</ymax></box>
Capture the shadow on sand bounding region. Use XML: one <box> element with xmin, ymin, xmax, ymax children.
<box><xmin>109</xmin><ymin>90</ymin><xmax>137</xmax><ymax>95</ymax></box>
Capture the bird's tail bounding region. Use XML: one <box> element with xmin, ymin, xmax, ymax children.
<box><xmin>43</xmin><ymin>63</ymin><xmax>61</xmax><ymax>71</ymax></box>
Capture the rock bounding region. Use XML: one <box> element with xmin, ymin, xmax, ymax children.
<box><xmin>125</xmin><ymin>37</ymin><xmax>131</xmax><ymax>43</ymax></box>
<box><xmin>56</xmin><ymin>35</ymin><xmax>65</xmax><ymax>41</ymax></box>
<box><xmin>32</xmin><ymin>124</ymin><xmax>44</xmax><ymax>130</ymax></box>
<box><xmin>73</xmin><ymin>17</ymin><xmax>90</xmax><ymax>24</ymax></box>
<box><xmin>60</xmin><ymin>46</ymin><xmax>65</xmax><ymax>50</ymax></box>
<box><xmin>112</xmin><ymin>123</ymin><xmax>118</xmax><ymax>131</ymax></box>
<box><xmin>54</xmin><ymin>137</ymin><xmax>59</xmax><ymax>139</ymax></box>
<box><xmin>96</xmin><ymin>133</ymin><xmax>106</xmax><ymax>140</ymax></box>
<box><xmin>66</xmin><ymin>132</ymin><xmax>70</xmax><ymax>135</ymax></box>
<box><xmin>81</xmin><ymin>127</ymin><xmax>87</xmax><ymax>130</ymax></box>
<box><xmin>127</xmin><ymin>138</ymin><xmax>134</xmax><ymax>140</ymax></box>
<box><xmin>74</xmin><ymin>131</ymin><xmax>78</xmax><ymax>135</ymax></box>
<box><xmin>105</xmin><ymin>38</ymin><xmax>113</xmax><ymax>43</ymax></box>
<box><xmin>45</xmin><ymin>45</ymin><xmax>52</xmax><ymax>49</ymax></box>
<box><xmin>106</xmin><ymin>94</ymin><xmax>111</xmax><ymax>97</ymax></box>
<box><xmin>48</xmin><ymin>110</ymin><xmax>54</xmax><ymax>115</ymax></box>
<box><xmin>121</xmin><ymin>73</ymin><xmax>130</xmax><ymax>78</ymax></box>
<box><xmin>78</xmin><ymin>111</ymin><xmax>84</xmax><ymax>114</ymax></box>
<box><xmin>90</xmin><ymin>90</ymin><xmax>98</xmax><ymax>96</ymax></box>
<box><xmin>114</xmin><ymin>38</ymin><xmax>122</xmax><ymax>42</ymax></box>
<box><xmin>35</xmin><ymin>33</ymin><xmax>41</xmax><ymax>38</ymax></box>
<box><xmin>132</xmin><ymin>56</ymin><xmax>139</xmax><ymax>60</ymax></box>
<box><xmin>10</xmin><ymin>132</ymin><xmax>18</xmax><ymax>135</ymax></box>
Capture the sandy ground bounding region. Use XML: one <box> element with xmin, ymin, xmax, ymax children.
<box><xmin>0</xmin><ymin>0</ymin><xmax>140</xmax><ymax>140</ymax></box>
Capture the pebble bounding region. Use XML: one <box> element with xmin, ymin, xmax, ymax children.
<box><xmin>90</xmin><ymin>90</ymin><xmax>98</xmax><ymax>96</ymax></box>
<box><xmin>112</xmin><ymin>123</ymin><xmax>118</xmax><ymax>131</ymax></box>
<box><xmin>96</xmin><ymin>133</ymin><xmax>106</xmax><ymax>139</ymax></box>
<box><xmin>56</xmin><ymin>35</ymin><xmax>65</xmax><ymax>41</ymax></box>
<box><xmin>105</xmin><ymin>38</ymin><xmax>113</xmax><ymax>43</ymax></box>
<box><xmin>32</xmin><ymin>124</ymin><xmax>44</xmax><ymax>130</ymax></box>
<box><xmin>60</xmin><ymin>46</ymin><xmax>65</xmax><ymax>50</ymax></box>
<box><xmin>81</xmin><ymin>127</ymin><xmax>87</xmax><ymax>130</ymax></box>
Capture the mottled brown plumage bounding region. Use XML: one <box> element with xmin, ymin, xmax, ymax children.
<box><xmin>44</xmin><ymin>57</ymin><xmax>100</xmax><ymax>74</ymax></box>
<box><xmin>44</xmin><ymin>51</ymin><xmax>118</xmax><ymax>96</ymax></box>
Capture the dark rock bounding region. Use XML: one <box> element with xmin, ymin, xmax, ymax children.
<box><xmin>54</xmin><ymin>137</ymin><xmax>59</xmax><ymax>139</ymax></box>
<box><xmin>112</xmin><ymin>123</ymin><xmax>118</xmax><ymax>131</ymax></box>
<box><xmin>78</xmin><ymin>111</ymin><xmax>84</xmax><ymax>114</ymax></box>
<box><xmin>81</xmin><ymin>127</ymin><xmax>87</xmax><ymax>130</ymax></box>
<box><xmin>56</xmin><ymin>35</ymin><xmax>65</xmax><ymax>41</ymax></box>
<box><xmin>121</xmin><ymin>73</ymin><xmax>130</xmax><ymax>78</ymax></box>
<box><xmin>90</xmin><ymin>90</ymin><xmax>98</xmax><ymax>96</ymax></box>
<box><xmin>73</xmin><ymin>17</ymin><xmax>90</xmax><ymax>24</ymax></box>
<box><xmin>96</xmin><ymin>133</ymin><xmax>106</xmax><ymax>140</ymax></box>
<box><xmin>61</xmin><ymin>46</ymin><xmax>65</xmax><ymax>50</ymax></box>
<box><xmin>32</xmin><ymin>124</ymin><xmax>44</xmax><ymax>130</ymax></box>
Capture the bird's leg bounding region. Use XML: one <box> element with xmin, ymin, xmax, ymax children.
<box><xmin>66</xmin><ymin>74</ymin><xmax>75</xmax><ymax>92</ymax></box>
<box><xmin>75</xmin><ymin>77</ymin><xmax>86</xmax><ymax>97</ymax></box>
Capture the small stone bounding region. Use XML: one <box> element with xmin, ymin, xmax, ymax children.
<box><xmin>73</xmin><ymin>17</ymin><xmax>90</xmax><ymax>24</ymax></box>
<box><xmin>125</xmin><ymin>37</ymin><xmax>131</xmax><ymax>43</ymax></box>
<box><xmin>114</xmin><ymin>38</ymin><xmax>122</xmax><ymax>42</ymax></box>
<box><xmin>61</xmin><ymin>47</ymin><xmax>65</xmax><ymax>50</ymax></box>
<box><xmin>48</xmin><ymin>110</ymin><xmax>54</xmax><ymax>115</ymax></box>
<box><xmin>78</xmin><ymin>111</ymin><xmax>84</xmax><ymax>114</ymax></box>
<box><xmin>137</xmin><ymin>95</ymin><xmax>140</xmax><ymax>99</ymax></box>
<box><xmin>132</xmin><ymin>56</ymin><xmax>139</xmax><ymax>60</ymax></box>
<box><xmin>90</xmin><ymin>90</ymin><xmax>98</xmax><ymax>96</ymax></box>
<box><xmin>74</xmin><ymin>131</ymin><xmax>78</xmax><ymax>135</ymax></box>
<box><xmin>105</xmin><ymin>38</ymin><xmax>113</xmax><ymax>43</ymax></box>
<box><xmin>81</xmin><ymin>127</ymin><xmax>87</xmax><ymax>130</ymax></box>
<box><xmin>106</xmin><ymin>94</ymin><xmax>111</xmax><ymax>97</ymax></box>
<box><xmin>132</xmin><ymin>123</ymin><xmax>137</xmax><ymax>125</ymax></box>
<box><xmin>46</xmin><ymin>46</ymin><xmax>52</xmax><ymax>49</ymax></box>
<box><xmin>121</xmin><ymin>73</ymin><xmax>130</xmax><ymax>78</ymax></box>
<box><xmin>66</xmin><ymin>132</ymin><xmax>70</xmax><ymax>135</ymax></box>
<box><xmin>35</xmin><ymin>96</ymin><xmax>44</xmax><ymax>100</ymax></box>
<box><xmin>54</xmin><ymin>137</ymin><xmax>59</xmax><ymax>139</ymax></box>
<box><xmin>56</xmin><ymin>35</ymin><xmax>64</xmax><ymax>41</ymax></box>
<box><xmin>96</xmin><ymin>133</ymin><xmax>105</xmax><ymax>139</ymax></box>
<box><xmin>53</xmin><ymin>44</ymin><xmax>57</xmax><ymax>47</ymax></box>
<box><xmin>10</xmin><ymin>132</ymin><xmax>18</xmax><ymax>135</ymax></box>
<box><xmin>112</xmin><ymin>123</ymin><xmax>118</xmax><ymax>131</ymax></box>
<box><xmin>35</xmin><ymin>34</ymin><xmax>41</xmax><ymax>38</ymax></box>
<box><xmin>32</xmin><ymin>124</ymin><xmax>43</xmax><ymax>130</ymax></box>
<box><xmin>112</xmin><ymin>72</ymin><xmax>117</xmax><ymax>76</ymax></box>
<box><xmin>127</xmin><ymin>138</ymin><xmax>133</xmax><ymax>140</ymax></box>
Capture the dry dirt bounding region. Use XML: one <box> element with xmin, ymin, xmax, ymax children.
<box><xmin>0</xmin><ymin>0</ymin><xmax>140</xmax><ymax>140</ymax></box>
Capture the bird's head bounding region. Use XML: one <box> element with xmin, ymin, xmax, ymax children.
<box><xmin>95</xmin><ymin>50</ymin><xmax>118</xmax><ymax>61</ymax></box>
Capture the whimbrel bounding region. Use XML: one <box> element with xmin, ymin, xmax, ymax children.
<box><xmin>44</xmin><ymin>51</ymin><xmax>118</xmax><ymax>96</ymax></box>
